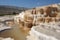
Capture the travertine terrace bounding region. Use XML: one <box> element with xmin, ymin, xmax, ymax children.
<box><xmin>14</xmin><ymin>3</ymin><xmax>60</xmax><ymax>28</ymax></box>
<box><xmin>14</xmin><ymin>3</ymin><xmax>60</xmax><ymax>40</ymax></box>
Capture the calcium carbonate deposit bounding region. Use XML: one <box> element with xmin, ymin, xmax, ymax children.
<box><xmin>0</xmin><ymin>37</ymin><xmax>14</xmax><ymax>40</ymax></box>
<box><xmin>26</xmin><ymin>4</ymin><xmax>60</xmax><ymax>40</ymax></box>
<box><xmin>13</xmin><ymin>3</ymin><xmax>60</xmax><ymax>40</ymax></box>
<box><xmin>26</xmin><ymin>22</ymin><xmax>60</xmax><ymax>40</ymax></box>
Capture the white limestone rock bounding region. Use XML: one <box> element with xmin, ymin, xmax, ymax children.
<box><xmin>27</xmin><ymin>22</ymin><xmax>60</xmax><ymax>40</ymax></box>
<box><xmin>0</xmin><ymin>37</ymin><xmax>14</xmax><ymax>40</ymax></box>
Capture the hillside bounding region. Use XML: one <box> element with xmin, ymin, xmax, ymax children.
<box><xmin>0</xmin><ymin>5</ymin><xmax>28</xmax><ymax>16</ymax></box>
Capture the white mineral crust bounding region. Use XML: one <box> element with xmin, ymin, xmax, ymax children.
<box><xmin>0</xmin><ymin>37</ymin><xmax>14</xmax><ymax>40</ymax></box>
<box><xmin>27</xmin><ymin>22</ymin><xmax>60</xmax><ymax>40</ymax></box>
<box><xmin>0</xmin><ymin>23</ymin><xmax>11</xmax><ymax>31</ymax></box>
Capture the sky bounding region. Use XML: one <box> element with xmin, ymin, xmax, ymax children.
<box><xmin>0</xmin><ymin>0</ymin><xmax>60</xmax><ymax>8</ymax></box>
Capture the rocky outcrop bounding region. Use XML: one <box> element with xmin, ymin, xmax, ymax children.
<box><xmin>14</xmin><ymin>3</ymin><xmax>60</xmax><ymax>28</ymax></box>
<box><xmin>13</xmin><ymin>3</ymin><xmax>60</xmax><ymax>40</ymax></box>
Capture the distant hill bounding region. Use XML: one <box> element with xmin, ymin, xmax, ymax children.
<box><xmin>0</xmin><ymin>5</ymin><xmax>29</xmax><ymax>16</ymax></box>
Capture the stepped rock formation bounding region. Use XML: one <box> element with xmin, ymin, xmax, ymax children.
<box><xmin>14</xmin><ymin>3</ymin><xmax>60</xmax><ymax>40</ymax></box>
<box><xmin>14</xmin><ymin>3</ymin><xmax>60</xmax><ymax>27</ymax></box>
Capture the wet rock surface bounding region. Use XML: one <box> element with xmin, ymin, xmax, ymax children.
<box><xmin>0</xmin><ymin>16</ymin><xmax>29</xmax><ymax>40</ymax></box>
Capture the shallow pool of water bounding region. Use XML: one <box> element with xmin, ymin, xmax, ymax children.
<box><xmin>0</xmin><ymin>24</ymin><xmax>29</xmax><ymax>40</ymax></box>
